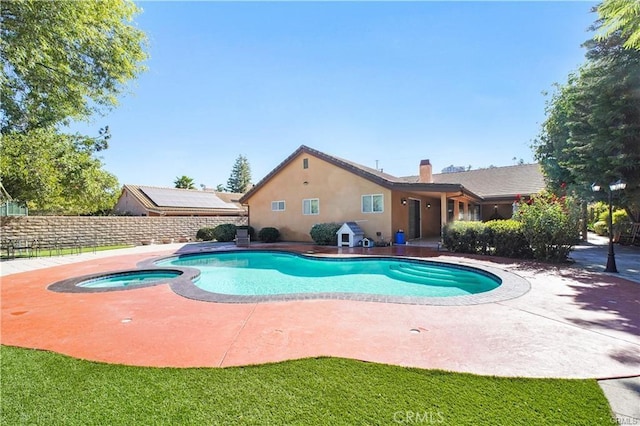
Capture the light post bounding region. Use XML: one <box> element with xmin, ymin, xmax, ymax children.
<box><xmin>591</xmin><ymin>180</ymin><xmax>626</xmax><ymax>273</ymax></box>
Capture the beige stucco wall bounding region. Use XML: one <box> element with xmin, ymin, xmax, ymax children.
<box><xmin>246</xmin><ymin>153</ymin><xmax>394</xmax><ymax>242</ymax></box>
<box><xmin>113</xmin><ymin>188</ymin><xmax>148</xmax><ymax>216</ymax></box>
<box><xmin>390</xmin><ymin>192</ymin><xmax>443</xmax><ymax>239</ymax></box>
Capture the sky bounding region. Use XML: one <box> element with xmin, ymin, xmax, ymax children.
<box><xmin>74</xmin><ymin>1</ymin><xmax>599</xmax><ymax>189</ymax></box>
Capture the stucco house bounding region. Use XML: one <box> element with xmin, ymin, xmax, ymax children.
<box><xmin>239</xmin><ymin>145</ymin><xmax>545</xmax><ymax>242</ymax></box>
<box><xmin>114</xmin><ymin>185</ymin><xmax>247</xmax><ymax>217</ymax></box>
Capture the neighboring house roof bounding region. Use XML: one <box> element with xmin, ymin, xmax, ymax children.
<box><xmin>403</xmin><ymin>164</ymin><xmax>546</xmax><ymax>200</ymax></box>
<box><xmin>240</xmin><ymin>145</ymin><xmax>483</xmax><ymax>203</ymax></box>
<box><xmin>121</xmin><ymin>185</ymin><xmax>246</xmax><ymax>215</ymax></box>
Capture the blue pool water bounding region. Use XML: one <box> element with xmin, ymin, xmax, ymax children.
<box><xmin>77</xmin><ymin>270</ymin><xmax>182</xmax><ymax>288</ymax></box>
<box><xmin>157</xmin><ymin>251</ymin><xmax>501</xmax><ymax>298</ymax></box>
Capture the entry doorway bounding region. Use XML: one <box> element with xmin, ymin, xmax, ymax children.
<box><xmin>407</xmin><ymin>199</ymin><xmax>421</xmax><ymax>239</ymax></box>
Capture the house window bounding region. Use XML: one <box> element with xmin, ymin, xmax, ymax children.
<box><xmin>303</xmin><ymin>198</ymin><xmax>319</xmax><ymax>215</ymax></box>
<box><xmin>271</xmin><ymin>201</ymin><xmax>285</xmax><ymax>211</ymax></box>
<box><xmin>362</xmin><ymin>194</ymin><xmax>383</xmax><ymax>213</ymax></box>
<box><xmin>303</xmin><ymin>158</ymin><xmax>309</xmax><ymax>169</ymax></box>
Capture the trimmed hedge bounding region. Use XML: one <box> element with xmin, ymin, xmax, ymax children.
<box><xmin>258</xmin><ymin>227</ymin><xmax>280</xmax><ymax>243</ymax></box>
<box><xmin>310</xmin><ymin>222</ymin><xmax>342</xmax><ymax>245</ymax></box>
<box><xmin>444</xmin><ymin>193</ymin><xmax>579</xmax><ymax>262</ymax></box>
<box><xmin>212</xmin><ymin>224</ymin><xmax>237</xmax><ymax>242</ymax></box>
<box><xmin>196</xmin><ymin>227</ymin><xmax>216</xmax><ymax>241</ymax></box>
<box><xmin>442</xmin><ymin>222</ymin><xmax>487</xmax><ymax>254</ymax></box>
<box><xmin>485</xmin><ymin>220</ymin><xmax>532</xmax><ymax>258</ymax></box>
<box><xmin>442</xmin><ymin>220</ymin><xmax>531</xmax><ymax>259</ymax></box>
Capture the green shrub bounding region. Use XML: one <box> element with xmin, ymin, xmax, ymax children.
<box><xmin>516</xmin><ymin>192</ymin><xmax>580</xmax><ymax>262</ymax></box>
<box><xmin>595</xmin><ymin>210</ymin><xmax>631</xmax><ymax>240</ymax></box>
<box><xmin>258</xmin><ymin>227</ymin><xmax>280</xmax><ymax>243</ymax></box>
<box><xmin>587</xmin><ymin>202</ymin><xmax>608</xmax><ymax>230</ymax></box>
<box><xmin>485</xmin><ymin>219</ymin><xmax>532</xmax><ymax>258</ymax></box>
<box><xmin>212</xmin><ymin>223</ymin><xmax>237</xmax><ymax>242</ymax></box>
<box><xmin>593</xmin><ymin>220</ymin><xmax>608</xmax><ymax>236</ymax></box>
<box><xmin>310</xmin><ymin>223</ymin><xmax>342</xmax><ymax>245</ymax></box>
<box><xmin>442</xmin><ymin>222</ymin><xmax>487</xmax><ymax>254</ymax></box>
<box><xmin>196</xmin><ymin>227</ymin><xmax>216</xmax><ymax>241</ymax></box>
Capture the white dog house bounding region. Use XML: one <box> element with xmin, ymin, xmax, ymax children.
<box><xmin>336</xmin><ymin>222</ymin><xmax>365</xmax><ymax>247</ymax></box>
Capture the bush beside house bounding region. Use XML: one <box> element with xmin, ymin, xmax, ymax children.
<box><xmin>196</xmin><ymin>227</ymin><xmax>216</xmax><ymax>241</ymax></box>
<box><xmin>258</xmin><ymin>227</ymin><xmax>280</xmax><ymax>243</ymax></box>
<box><xmin>443</xmin><ymin>192</ymin><xmax>579</xmax><ymax>262</ymax></box>
<box><xmin>310</xmin><ymin>223</ymin><xmax>342</xmax><ymax>245</ymax></box>
<box><xmin>213</xmin><ymin>224</ymin><xmax>237</xmax><ymax>242</ymax></box>
<box><xmin>442</xmin><ymin>220</ymin><xmax>531</xmax><ymax>259</ymax></box>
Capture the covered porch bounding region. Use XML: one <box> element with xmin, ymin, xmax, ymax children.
<box><xmin>389</xmin><ymin>186</ymin><xmax>514</xmax><ymax>241</ymax></box>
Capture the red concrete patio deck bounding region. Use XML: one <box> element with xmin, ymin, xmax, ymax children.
<box><xmin>1</xmin><ymin>243</ymin><xmax>638</xmax><ymax>379</ymax></box>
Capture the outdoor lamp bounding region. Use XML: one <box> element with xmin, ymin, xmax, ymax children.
<box><xmin>610</xmin><ymin>180</ymin><xmax>626</xmax><ymax>192</ymax></box>
<box><xmin>591</xmin><ymin>180</ymin><xmax>626</xmax><ymax>273</ymax></box>
<box><xmin>401</xmin><ymin>198</ymin><xmax>407</xmax><ymax>205</ymax></box>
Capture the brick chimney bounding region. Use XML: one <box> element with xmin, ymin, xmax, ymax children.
<box><xmin>419</xmin><ymin>159</ymin><xmax>433</xmax><ymax>183</ymax></box>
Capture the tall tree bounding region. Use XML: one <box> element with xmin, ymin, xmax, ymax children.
<box><xmin>0</xmin><ymin>128</ymin><xmax>119</xmax><ymax>214</ymax></box>
<box><xmin>0</xmin><ymin>0</ymin><xmax>148</xmax><ymax>214</ymax></box>
<box><xmin>226</xmin><ymin>155</ymin><xmax>252</xmax><ymax>193</ymax></box>
<box><xmin>0</xmin><ymin>0</ymin><xmax>148</xmax><ymax>132</ymax></box>
<box><xmin>534</xmin><ymin>31</ymin><xmax>640</xmax><ymax>221</ymax></box>
<box><xmin>174</xmin><ymin>176</ymin><xmax>196</xmax><ymax>190</ymax></box>
<box><xmin>596</xmin><ymin>0</ymin><xmax>640</xmax><ymax>50</ymax></box>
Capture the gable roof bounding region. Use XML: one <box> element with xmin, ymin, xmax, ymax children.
<box><xmin>240</xmin><ymin>145</ymin><xmax>481</xmax><ymax>203</ymax></box>
<box><xmin>240</xmin><ymin>145</ymin><xmax>545</xmax><ymax>203</ymax></box>
<box><xmin>337</xmin><ymin>221</ymin><xmax>365</xmax><ymax>236</ymax></box>
<box><xmin>121</xmin><ymin>185</ymin><xmax>246</xmax><ymax>215</ymax></box>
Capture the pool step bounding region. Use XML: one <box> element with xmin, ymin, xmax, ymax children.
<box><xmin>386</xmin><ymin>268</ymin><xmax>482</xmax><ymax>288</ymax></box>
<box><xmin>389</xmin><ymin>264</ymin><xmax>481</xmax><ymax>282</ymax></box>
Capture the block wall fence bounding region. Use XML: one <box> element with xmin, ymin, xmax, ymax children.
<box><xmin>0</xmin><ymin>216</ymin><xmax>248</xmax><ymax>247</ymax></box>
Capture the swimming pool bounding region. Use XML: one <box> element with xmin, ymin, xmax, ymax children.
<box><xmin>156</xmin><ymin>251</ymin><xmax>501</xmax><ymax>298</ymax></box>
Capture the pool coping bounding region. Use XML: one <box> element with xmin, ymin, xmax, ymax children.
<box><xmin>138</xmin><ymin>250</ymin><xmax>531</xmax><ymax>306</ymax></box>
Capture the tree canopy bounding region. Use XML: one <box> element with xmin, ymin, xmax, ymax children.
<box><xmin>0</xmin><ymin>0</ymin><xmax>148</xmax><ymax>132</ymax></box>
<box><xmin>534</xmin><ymin>29</ymin><xmax>640</xmax><ymax>221</ymax></box>
<box><xmin>226</xmin><ymin>155</ymin><xmax>252</xmax><ymax>193</ymax></box>
<box><xmin>596</xmin><ymin>0</ymin><xmax>640</xmax><ymax>50</ymax></box>
<box><xmin>0</xmin><ymin>129</ymin><xmax>119</xmax><ymax>214</ymax></box>
<box><xmin>174</xmin><ymin>176</ymin><xmax>196</xmax><ymax>190</ymax></box>
<box><xmin>0</xmin><ymin>0</ymin><xmax>148</xmax><ymax>214</ymax></box>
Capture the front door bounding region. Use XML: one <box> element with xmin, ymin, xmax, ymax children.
<box><xmin>408</xmin><ymin>199</ymin><xmax>421</xmax><ymax>239</ymax></box>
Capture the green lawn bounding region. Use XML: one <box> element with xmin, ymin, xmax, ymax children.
<box><xmin>1</xmin><ymin>346</ymin><xmax>613</xmax><ymax>425</ymax></box>
<box><xmin>1</xmin><ymin>244</ymin><xmax>132</xmax><ymax>259</ymax></box>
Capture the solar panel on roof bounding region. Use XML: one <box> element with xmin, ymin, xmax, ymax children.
<box><xmin>140</xmin><ymin>187</ymin><xmax>237</xmax><ymax>209</ymax></box>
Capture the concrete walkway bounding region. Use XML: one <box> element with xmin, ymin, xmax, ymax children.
<box><xmin>570</xmin><ymin>233</ymin><xmax>640</xmax><ymax>284</ymax></box>
<box><xmin>569</xmin><ymin>234</ymin><xmax>640</xmax><ymax>423</ymax></box>
<box><xmin>1</xmin><ymin>237</ymin><xmax>638</xmax><ymax>423</ymax></box>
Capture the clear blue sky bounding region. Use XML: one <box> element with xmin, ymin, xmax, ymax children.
<box><xmin>75</xmin><ymin>1</ymin><xmax>598</xmax><ymax>189</ymax></box>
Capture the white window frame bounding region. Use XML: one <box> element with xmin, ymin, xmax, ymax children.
<box><xmin>303</xmin><ymin>198</ymin><xmax>319</xmax><ymax>215</ymax></box>
<box><xmin>271</xmin><ymin>200</ymin><xmax>286</xmax><ymax>211</ymax></box>
<box><xmin>361</xmin><ymin>194</ymin><xmax>384</xmax><ymax>213</ymax></box>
